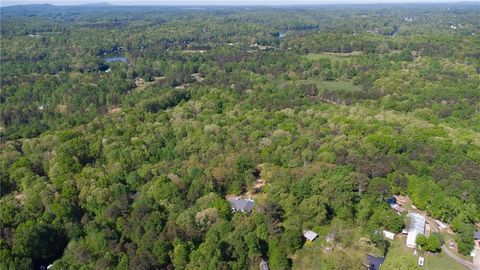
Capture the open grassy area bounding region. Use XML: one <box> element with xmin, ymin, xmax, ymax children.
<box><xmin>291</xmin><ymin>239</ymin><xmax>324</xmax><ymax>270</ymax></box>
<box><xmin>425</xmin><ymin>252</ymin><xmax>468</xmax><ymax>270</ymax></box>
<box><xmin>321</xmin><ymin>81</ymin><xmax>363</xmax><ymax>92</ymax></box>
<box><xmin>384</xmin><ymin>237</ymin><xmax>467</xmax><ymax>270</ymax></box>
<box><xmin>302</xmin><ymin>51</ymin><xmax>363</xmax><ymax>62</ymax></box>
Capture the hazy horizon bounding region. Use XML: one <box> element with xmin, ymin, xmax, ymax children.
<box><xmin>2</xmin><ymin>0</ymin><xmax>477</xmax><ymax>7</ymax></box>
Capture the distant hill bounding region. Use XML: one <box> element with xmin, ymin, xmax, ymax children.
<box><xmin>77</xmin><ymin>2</ymin><xmax>113</xmax><ymax>7</ymax></box>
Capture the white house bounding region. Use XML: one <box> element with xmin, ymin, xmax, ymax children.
<box><xmin>406</xmin><ymin>212</ymin><xmax>426</xmax><ymax>248</ymax></box>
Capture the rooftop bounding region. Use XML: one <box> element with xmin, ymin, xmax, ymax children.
<box><xmin>406</xmin><ymin>212</ymin><xmax>426</xmax><ymax>248</ymax></box>
<box><xmin>366</xmin><ymin>254</ymin><xmax>385</xmax><ymax>270</ymax></box>
<box><xmin>228</xmin><ymin>198</ymin><xmax>254</xmax><ymax>213</ymax></box>
<box><xmin>303</xmin><ymin>230</ymin><xmax>318</xmax><ymax>241</ymax></box>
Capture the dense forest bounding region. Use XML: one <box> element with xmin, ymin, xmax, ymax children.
<box><xmin>1</xmin><ymin>3</ymin><xmax>480</xmax><ymax>270</ymax></box>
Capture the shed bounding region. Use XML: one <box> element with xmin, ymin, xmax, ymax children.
<box><xmin>228</xmin><ymin>198</ymin><xmax>254</xmax><ymax>213</ymax></box>
<box><xmin>434</xmin><ymin>220</ymin><xmax>447</xmax><ymax>230</ymax></box>
<box><xmin>382</xmin><ymin>230</ymin><xmax>395</xmax><ymax>240</ymax></box>
<box><xmin>259</xmin><ymin>259</ymin><xmax>269</xmax><ymax>270</ymax></box>
<box><xmin>366</xmin><ymin>254</ymin><xmax>385</xmax><ymax>270</ymax></box>
<box><xmin>303</xmin><ymin>230</ymin><xmax>319</xmax><ymax>241</ymax></box>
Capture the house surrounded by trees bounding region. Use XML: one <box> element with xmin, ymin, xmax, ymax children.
<box><xmin>228</xmin><ymin>198</ymin><xmax>254</xmax><ymax>213</ymax></box>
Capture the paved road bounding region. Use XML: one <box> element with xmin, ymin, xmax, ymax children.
<box><xmin>441</xmin><ymin>245</ymin><xmax>476</xmax><ymax>270</ymax></box>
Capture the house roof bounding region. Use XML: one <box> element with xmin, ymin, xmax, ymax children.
<box><xmin>229</xmin><ymin>198</ymin><xmax>254</xmax><ymax>213</ymax></box>
<box><xmin>303</xmin><ymin>230</ymin><xmax>318</xmax><ymax>241</ymax></box>
<box><xmin>475</xmin><ymin>230</ymin><xmax>480</xmax><ymax>240</ymax></box>
<box><xmin>366</xmin><ymin>254</ymin><xmax>385</xmax><ymax>270</ymax></box>
<box><xmin>406</xmin><ymin>212</ymin><xmax>426</xmax><ymax>247</ymax></box>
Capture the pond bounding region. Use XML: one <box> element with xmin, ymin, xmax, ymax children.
<box><xmin>104</xmin><ymin>56</ymin><xmax>128</xmax><ymax>64</ymax></box>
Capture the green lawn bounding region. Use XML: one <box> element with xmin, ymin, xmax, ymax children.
<box><xmin>384</xmin><ymin>237</ymin><xmax>467</xmax><ymax>270</ymax></box>
<box><xmin>425</xmin><ymin>252</ymin><xmax>468</xmax><ymax>270</ymax></box>
<box><xmin>321</xmin><ymin>81</ymin><xmax>362</xmax><ymax>93</ymax></box>
<box><xmin>291</xmin><ymin>239</ymin><xmax>324</xmax><ymax>270</ymax></box>
<box><xmin>302</xmin><ymin>52</ymin><xmax>363</xmax><ymax>62</ymax></box>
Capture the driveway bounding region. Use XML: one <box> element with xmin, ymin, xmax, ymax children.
<box><xmin>473</xmin><ymin>245</ymin><xmax>480</xmax><ymax>270</ymax></box>
<box><xmin>441</xmin><ymin>245</ymin><xmax>476</xmax><ymax>270</ymax></box>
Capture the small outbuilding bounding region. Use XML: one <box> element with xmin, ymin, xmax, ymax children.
<box><xmin>382</xmin><ymin>230</ymin><xmax>395</xmax><ymax>240</ymax></box>
<box><xmin>259</xmin><ymin>259</ymin><xmax>269</xmax><ymax>270</ymax></box>
<box><xmin>303</xmin><ymin>230</ymin><xmax>319</xmax><ymax>241</ymax></box>
<box><xmin>228</xmin><ymin>198</ymin><xmax>254</xmax><ymax>213</ymax></box>
<box><xmin>434</xmin><ymin>220</ymin><xmax>448</xmax><ymax>230</ymax></box>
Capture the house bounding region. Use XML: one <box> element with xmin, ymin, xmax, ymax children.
<box><xmin>406</xmin><ymin>212</ymin><xmax>426</xmax><ymax>248</ymax></box>
<box><xmin>228</xmin><ymin>198</ymin><xmax>254</xmax><ymax>213</ymax></box>
<box><xmin>366</xmin><ymin>254</ymin><xmax>385</xmax><ymax>270</ymax></box>
<box><xmin>303</xmin><ymin>230</ymin><xmax>319</xmax><ymax>241</ymax></box>
<box><xmin>259</xmin><ymin>259</ymin><xmax>269</xmax><ymax>270</ymax></box>
<box><xmin>382</xmin><ymin>230</ymin><xmax>395</xmax><ymax>240</ymax></box>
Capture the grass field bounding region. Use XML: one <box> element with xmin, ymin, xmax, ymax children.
<box><xmin>291</xmin><ymin>239</ymin><xmax>324</xmax><ymax>270</ymax></box>
<box><xmin>302</xmin><ymin>51</ymin><xmax>363</xmax><ymax>62</ymax></box>
<box><xmin>384</xmin><ymin>237</ymin><xmax>467</xmax><ymax>270</ymax></box>
<box><xmin>425</xmin><ymin>252</ymin><xmax>468</xmax><ymax>270</ymax></box>
<box><xmin>321</xmin><ymin>81</ymin><xmax>362</xmax><ymax>92</ymax></box>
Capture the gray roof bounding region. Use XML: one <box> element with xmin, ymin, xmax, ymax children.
<box><xmin>408</xmin><ymin>212</ymin><xmax>426</xmax><ymax>234</ymax></box>
<box><xmin>229</xmin><ymin>198</ymin><xmax>254</xmax><ymax>213</ymax></box>
<box><xmin>303</xmin><ymin>230</ymin><xmax>319</xmax><ymax>241</ymax></box>
<box><xmin>475</xmin><ymin>230</ymin><xmax>480</xmax><ymax>240</ymax></box>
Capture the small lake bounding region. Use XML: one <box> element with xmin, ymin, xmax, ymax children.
<box><xmin>104</xmin><ymin>56</ymin><xmax>128</xmax><ymax>63</ymax></box>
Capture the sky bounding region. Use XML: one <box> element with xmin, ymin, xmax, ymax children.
<box><xmin>1</xmin><ymin>0</ymin><xmax>474</xmax><ymax>6</ymax></box>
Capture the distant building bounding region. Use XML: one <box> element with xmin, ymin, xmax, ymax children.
<box><xmin>303</xmin><ymin>230</ymin><xmax>319</xmax><ymax>241</ymax></box>
<box><xmin>382</xmin><ymin>230</ymin><xmax>395</xmax><ymax>240</ymax></box>
<box><xmin>387</xmin><ymin>197</ymin><xmax>405</xmax><ymax>213</ymax></box>
<box><xmin>259</xmin><ymin>259</ymin><xmax>269</xmax><ymax>270</ymax></box>
<box><xmin>366</xmin><ymin>254</ymin><xmax>385</xmax><ymax>270</ymax></box>
<box><xmin>228</xmin><ymin>198</ymin><xmax>254</xmax><ymax>213</ymax></box>
<box><xmin>406</xmin><ymin>212</ymin><xmax>426</xmax><ymax>248</ymax></box>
